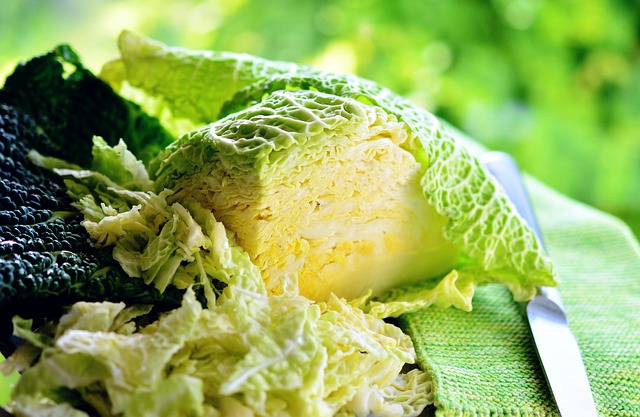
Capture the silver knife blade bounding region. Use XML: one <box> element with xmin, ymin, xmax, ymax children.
<box><xmin>482</xmin><ymin>151</ymin><xmax>599</xmax><ymax>417</ymax></box>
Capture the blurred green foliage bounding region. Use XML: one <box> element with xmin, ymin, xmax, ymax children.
<box><xmin>0</xmin><ymin>0</ymin><xmax>638</xmax><ymax>238</ymax></box>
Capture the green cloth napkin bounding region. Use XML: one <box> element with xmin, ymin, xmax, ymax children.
<box><xmin>401</xmin><ymin>178</ymin><xmax>640</xmax><ymax>417</ymax></box>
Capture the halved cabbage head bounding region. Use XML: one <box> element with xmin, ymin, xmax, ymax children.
<box><xmin>154</xmin><ymin>90</ymin><xmax>457</xmax><ymax>301</ymax></box>
<box><xmin>106</xmin><ymin>31</ymin><xmax>556</xmax><ymax>308</ymax></box>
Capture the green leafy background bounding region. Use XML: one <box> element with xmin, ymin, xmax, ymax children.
<box><xmin>1</xmin><ymin>0</ymin><xmax>639</xmax><ymax>404</ymax></box>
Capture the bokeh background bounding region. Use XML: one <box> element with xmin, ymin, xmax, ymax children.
<box><xmin>2</xmin><ymin>0</ymin><xmax>639</xmax><ymax>235</ymax></box>
<box><xmin>0</xmin><ymin>0</ymin><xmax>639</xmax><ymax>405</ymax></box>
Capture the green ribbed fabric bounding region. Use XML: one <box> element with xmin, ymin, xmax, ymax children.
<box><xmin>401</xmin><ymin>178</ymin><xmax>640</xmax><ymax>417</ymax></box>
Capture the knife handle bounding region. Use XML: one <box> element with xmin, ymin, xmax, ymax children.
<box><xmin>481</xmin><ymin>151</ymin><xmax>564</xmax><ymax>309</ymax></box>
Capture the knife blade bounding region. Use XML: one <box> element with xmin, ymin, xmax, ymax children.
<box><xmin>482</xmin><ymin>151</ymin><xmax>599</xmax><ymax>417</ymax></box>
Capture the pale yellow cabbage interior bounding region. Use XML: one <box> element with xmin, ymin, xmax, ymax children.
<box><xmin>172</xmin><ymin>107</ymin><xmax>458</xmax><ymax>301</ymax></box>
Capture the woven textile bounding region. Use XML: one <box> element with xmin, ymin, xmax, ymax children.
<box><xmin>401</xmin><ymin>178</ymin><xmax>640</xmax><ymax>416</ymax></box>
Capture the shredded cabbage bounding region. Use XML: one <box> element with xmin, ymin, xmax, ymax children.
<box><xmin>3</xmin><ymin>139</ymin><xmax>433</xmax><ymax>416</ymax></box>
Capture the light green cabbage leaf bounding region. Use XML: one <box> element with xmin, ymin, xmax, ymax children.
<box><xmin>90</xmin><ymin>136</ymin><xmax>154</xmax><ymax>191</ymax></box>
<box><xmin>100</xmin><ymin>30</ymin><xmax>299</xmax><ymax>136</ymax></box>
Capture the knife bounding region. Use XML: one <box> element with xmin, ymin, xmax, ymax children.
<box><xmin>482</xmin><ymin>151</ymin><xmax>599</xmax><ymax>417</ymax></box>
